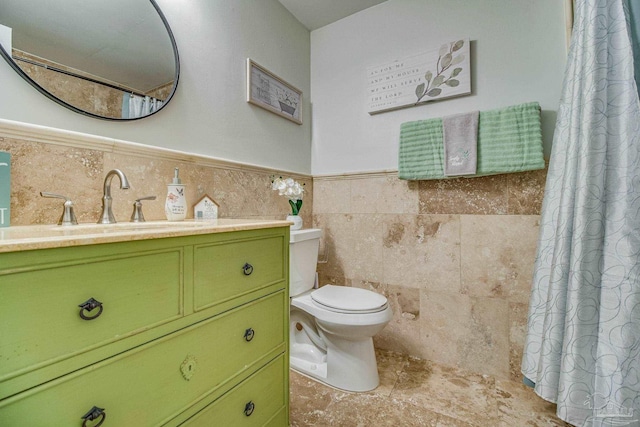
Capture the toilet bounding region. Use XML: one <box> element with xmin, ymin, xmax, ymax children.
<box><xmin>289</xmin><ymin>229</ymin><xmax>392</xmax><ymax>392</ymax></box>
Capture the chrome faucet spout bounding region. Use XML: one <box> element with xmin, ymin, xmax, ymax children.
<box><xmin>98</xmin><ymin>169</ymin><xmax>130</xmax><ymax>224</ymax></box>
<box><xmin>103</xmin><ymin>169</ymin><xmax>130</xmax><ymax>196</ymax></box>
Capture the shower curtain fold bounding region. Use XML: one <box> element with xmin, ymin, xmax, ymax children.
<box><xmin>121</xmin><ymin>93</ymin><xmax>164</xmax><ymax>119</ymax></box>
<box><xmin>630</xmin><ymin>0</ymin><xmax>640</xmax><ymax>95</ymax></box>
<box><xmin>522</xmin><ymin>0</ymin><xmax>640</xmax><ymax>426</ymax></box>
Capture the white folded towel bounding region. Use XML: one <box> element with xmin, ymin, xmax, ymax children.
<box><xmin>442</xmin><ymin>111</ymin><xmax>479</xmax><ymax>176</ymax></box>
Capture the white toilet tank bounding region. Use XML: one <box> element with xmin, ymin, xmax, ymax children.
<box><xmin>289</xmin><ymin>229</ymin><xmax>321</xmax><ymax>297</ymax></box>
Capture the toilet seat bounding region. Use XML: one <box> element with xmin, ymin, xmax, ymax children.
<box><xmin>311</xmin><ymin>285</ymin><xmax>388</xmax><ymax>314</ymax></box>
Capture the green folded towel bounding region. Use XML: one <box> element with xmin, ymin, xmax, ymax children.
<box><xmin>398</xmin><ymin>102</ymin><xmax>545</xmax><ymax>180</ymax></box>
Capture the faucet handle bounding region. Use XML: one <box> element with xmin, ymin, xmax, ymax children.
<box><xmin>130</xmin><ymin>196</ymin><xmax>156</xmax><ymax>223</ymax></box>
<box><xmin>136</xmin><ymin>196</ymin><xmax>157</xmax><ymax>202</ymax></box>
<box><xmin>40</xmin><ymin>192</ymin><xmax>78</xmax><ymax>226</ymax></box>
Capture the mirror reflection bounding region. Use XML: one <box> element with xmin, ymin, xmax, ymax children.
<box><xmin>0</xmin><ymin>0</ymin><xmax>179</xmax><ymax>120</ymax></box>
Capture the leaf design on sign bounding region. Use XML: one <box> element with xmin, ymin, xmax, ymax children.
<box><xmin>404</xmin><ymin>38</ymin><xmax>469</xmax><ymax>106</ymax></box>
<box><xmin>441</xmin><ymin>53</ymin><xmax>452</xmax><ymax>68</ymax></box>
<box><xmin>439</xmin><ymin>43</ymin><xmax>449</xmax><ymax>57</ymax></box>
<box><xmin>432</xmin><ymin>75</ymin><xmax>445</xmax><ymax>87</ymax></box>
<box><xmin>451</xmin><ymin>55</ymin><xmax>465</xmax><ymax>66</ymax></box>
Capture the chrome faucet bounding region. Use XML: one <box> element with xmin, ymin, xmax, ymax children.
<box><xmin>98</xmin><ymin>169</ymin><xmax>130</xmax><ymax>224</ymax></box>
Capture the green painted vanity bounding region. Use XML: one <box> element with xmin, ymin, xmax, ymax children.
<box><xmin>0</xmin><ymin>219</ymin><xmax>290</xmax><ymax>426</ymax></box>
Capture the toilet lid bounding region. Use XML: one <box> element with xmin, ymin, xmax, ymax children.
<box><xmin>310</xmin><ymin>285</ymin><xmax>388</xmax><ymax>313</ymax></box>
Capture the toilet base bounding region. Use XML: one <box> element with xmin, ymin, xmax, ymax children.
<box><xmin>290</xmin><ymin>354</ymin><xmax>328</xmax><ymax>384</ymax></box>
<box><xmin>289</xmin><ymin>336</ymin><xmax>380</xmax><ymax>392</ymax></box>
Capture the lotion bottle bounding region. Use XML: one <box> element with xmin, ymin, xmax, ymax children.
<box><xmin>165</xmin><ymin>167</ymin><xmax>186</xmax><ymax>221</ymax></box>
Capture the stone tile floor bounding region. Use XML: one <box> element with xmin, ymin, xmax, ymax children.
<box><xmin>290</xmin><ymin>349</ymin><xmax>571</xmax><ymax>427</ymax></box>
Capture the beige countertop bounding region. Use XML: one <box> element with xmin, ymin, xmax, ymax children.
<box><xmin>0</xmin><ymin>219</ymin><xmax>292</xmax><ymax>253</ymax></box>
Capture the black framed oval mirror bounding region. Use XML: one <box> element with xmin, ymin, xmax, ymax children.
<box><xmin>0</xmin><ymin>0</ymin><xmax>179</xmax><ymax>121</ymax></box>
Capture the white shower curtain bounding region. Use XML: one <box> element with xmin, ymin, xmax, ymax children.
<box><xmin>522</xmin><ymin>0</ymin><xmax>640</xmax><ymax>426</ymax></box>
<box><xmin>121</xmin><ymin>93</ymin><xmax>164</xmax><ymax>119</ymax></box>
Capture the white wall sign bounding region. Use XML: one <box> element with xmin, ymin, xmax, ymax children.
<box><xmin>247</xmin><ymin>58</ymin><xmax>303</xmax><ymax>125</ymax></box>
<box><xmin>367</xmin><ymin>38</ymin><xmax>471</xmax><ymax>114</ymax></box>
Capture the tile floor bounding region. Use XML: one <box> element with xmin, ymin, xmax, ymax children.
<box><xmin>289</xmin><ymin>349</ymin><xmax>571</xmax><ymax>427</ymax></box>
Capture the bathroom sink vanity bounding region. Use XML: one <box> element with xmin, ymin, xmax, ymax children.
<box><xmin>0</xmin><ymin>219</ymin><xmax>290</xmax><ymax>426</ymax></box>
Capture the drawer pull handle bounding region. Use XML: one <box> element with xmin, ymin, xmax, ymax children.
<box><xmin>242</xmin><ymin>263</ymin><xmax>254</xmax><ymax>276</ymax></box>
<box><xmin>81</xmin><ymin>405</ymin><xmax>106</xmax><ymax>427</ymax></box>
<box><xmin>244</xmin><ymin>401</ymin><xmax>255</xmax><ymax>417</ymax></box>
<box><xmin>244</xmin><ymin>328</ymin><xmax>255</xmax><ymax>342</ymax></box>
<box><xmin>78</xmin><ymin>298</ymin><xmax>104</xmax><ymax>320</ymax></box>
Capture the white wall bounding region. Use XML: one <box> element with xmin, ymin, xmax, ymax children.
<box><xmin>310</xmin><ymin>0</ymin><xmax>568</xmax><ymax>175</ymax></box>
<box><xmin>0</xmin><ymin>0</ymin><xmax>312</xmax><ymax>174</ymax></box>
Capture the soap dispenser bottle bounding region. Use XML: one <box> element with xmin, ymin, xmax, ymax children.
<box><xmin>165</xmin><ymin>167</ymin><xmax>187</xmax><ymax>221</ymax></box>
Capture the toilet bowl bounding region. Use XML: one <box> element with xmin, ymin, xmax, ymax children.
<box><xmin>289</xmin><ymin>229</ymin><xmax>392</xmax><ymax>392</ymax></box>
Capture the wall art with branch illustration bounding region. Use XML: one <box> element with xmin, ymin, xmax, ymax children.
<box><xmin>366</xmin><ymin>38</ymin><xmax>470</xmax><ymax>114</ymax></box>
<box><xmin>246</xmin><ymin>58</ymin><xmax>302</xmax><ymax>124</ymax></box>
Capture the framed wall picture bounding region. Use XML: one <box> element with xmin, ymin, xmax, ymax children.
<box><xmin>246</xmin><ymin>58</ymin><xmax>302</xmax><ymax>125</ymax></box>
<box><xmin>367</xmin><ymin>38</ymin><xmax>471</xmax><ymax>114</ymax></box>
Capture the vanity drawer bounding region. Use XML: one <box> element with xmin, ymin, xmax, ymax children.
<box><xmin>180</xmin><ymin>354</ymin><xmax>287</xmax><ymax>427</ymax></box>
<box><xmin>193</xmin><ymin>234</ymin><xmax>286</xmax><ymax>311</ymax></box>
<box><xmin>0</xmin><ymin>291</ymin><xmax>286</xmax><ymax>427</ymax></box>
<box><xmin>0</xmin><ymin>246</ymin><xmax>183</xmax><ymax>382</ymax></box>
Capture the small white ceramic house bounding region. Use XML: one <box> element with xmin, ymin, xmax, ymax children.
<box><xmin>193</xmin><ymin>194</ymin><xmax>219</xmax><ymax>220</ymax></box>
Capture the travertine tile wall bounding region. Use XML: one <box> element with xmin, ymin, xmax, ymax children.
<box><xmin>312</xmin><ymin>169</ymin><xmax>547</xmax><ymax>381</ymax></box>
<box><xmin>0</xmin><ymin>134</ymin><xmax>312</xmax><ymax>227</ymax></box>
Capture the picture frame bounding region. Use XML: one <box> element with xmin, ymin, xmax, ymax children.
<box><xmin>246</xmin><ymin>58</ymin><xmax>302</xmax><ymax>125</ymax></box>
<box><xmin>367</xmin><ymin>38</ymin><xmax>471</xmax><ymax>114</ymax></box>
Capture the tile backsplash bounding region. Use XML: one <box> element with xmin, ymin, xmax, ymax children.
<box><xmin>0</xmin><ymin>121</ymin><xmax>312</xmax><ymax>227</ymax></box>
